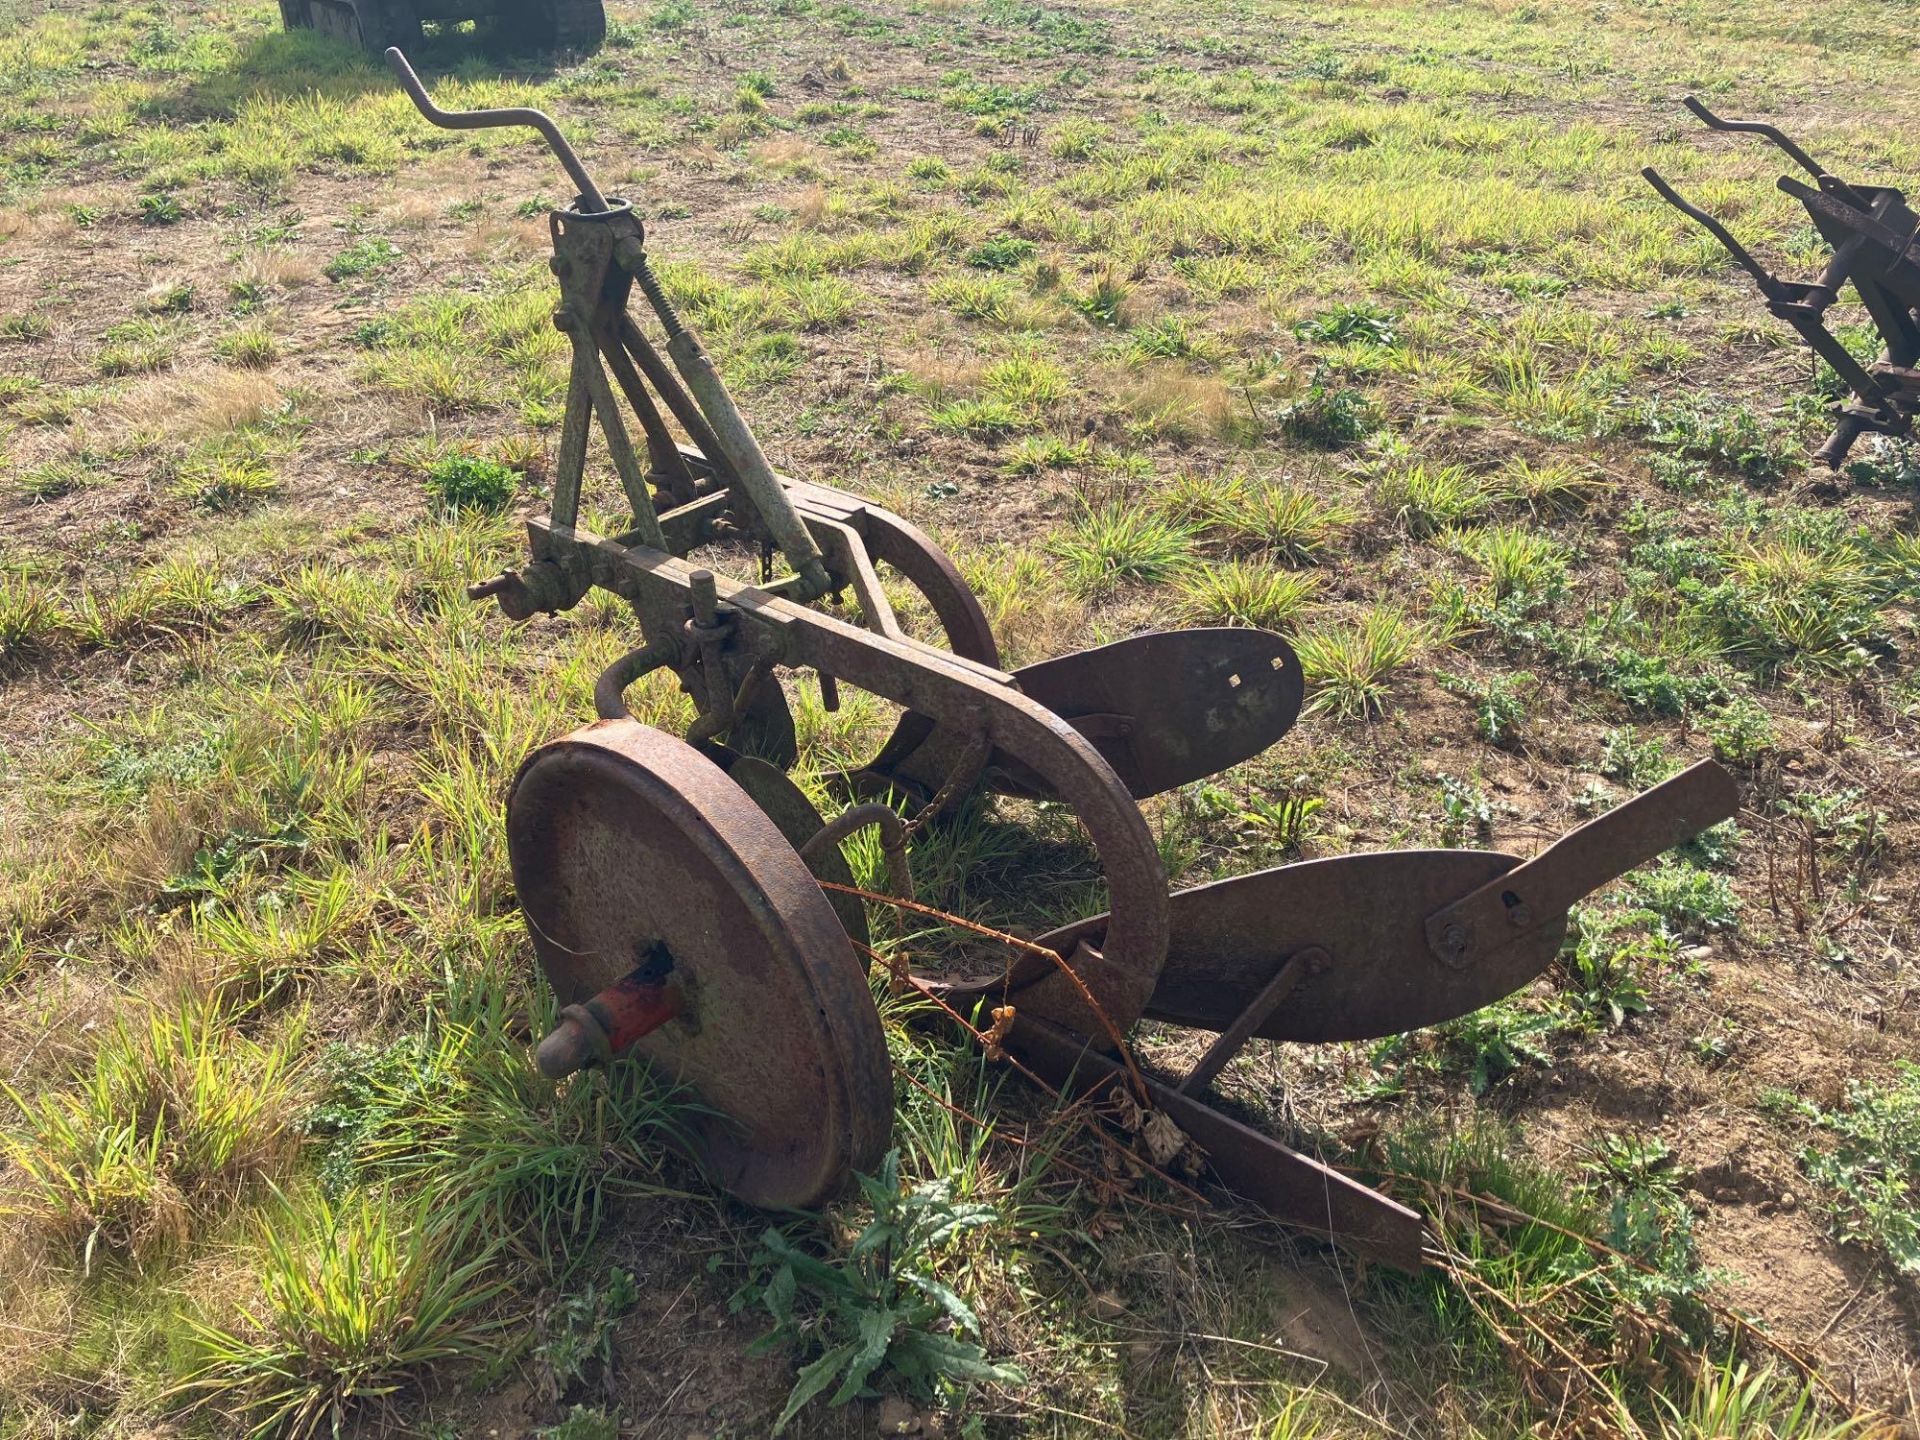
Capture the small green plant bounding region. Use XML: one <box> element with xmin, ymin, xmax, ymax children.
<box><xmin>1579</xmin><ymin>1131</ymin><xmax>1679</xmax><ymax>1195</ymax></box>
<box><xmin>1437</xmin><ymin>774</ymin><xmax>1493</xmax><ymax>845</ymax></box>
<box><xmin>538</xmin><ymin>1408</ymin><xmax>620</xmax><ymax>1440</ymax></box>
<box><xmin>927</xmin><ymin>273</ymin><xmax>1023</xmax><ymax>326</ymax></box>
<box><xmin>1294</xmin><ymin>303</ymin><xmax>1398</xmax><ymax>347</ymax></box>
<box><xmin>534</xmin><ymin>1268</ymin><xmax>639</xmax><ymax>1403</ymax></box>
<box><xmin>964</xmin><ymin>234</ymin><xmax>1036</xmax><ymax>271</ymax></box>
<box><xmin>99</xmin><ymin>316</ymin><xmax>182</xmax><ymax>376</ymax></box>
<box><xmin>423</xmin><ymin>455</ymin><xmax>519</xmax><ymax>515</ymax></box>
<box><xmin>1636</xmin><ymin>395</ymin><xmax>1792</xmax><ymax>482</ymax></box>
<box><xmin>1599</xmin><ymin>727</ymin><xmax>1672</xmax><ymax>787</ymax></box>
<box><xmin>1237</xmin><ymin>790</ymin><xmax>1324</xmax><ymax>855</ymax></box>
<box><xmin>1776</xmin><ymin>786</ymin><xmax>1886</xmax><ymax>866</ymax></box>
<box><xmin>1278</xmin><ymin>367</ymin><xmax>1379</xmax><ymax>448</ymax></box>
<box><xmin>1561</xmin><ymin>926</ymin><xmax>1665</xmax><ymax>1030</ymax></box>
<box><xmin>324</xmin><ymin>237</ymin><xmax>402</xmax><ymax>282</ymax></box>
<box><xmin>1703</xmin><ymin>696</ymin><xmax>1775</xmax><ymax>764</ymax></box>
<box><xmin>1070</xmin><ymin>269</ymin><xmax>1131</xmax><ymax>327</ymax></box>
<box><xmin>1049</xmin><ymin>118</ymin><xmax>1107</xmax><ymax>160</ymax></box>
<box><xmin>1128</xmin><ymin>314</ymin><xmax>1216</xmax><ymax>363</ymax></box>
<box><xmin>1626</xmin><ymin>861</ymin><xmax>1739</xmax><ymax>937</ymax></box>
<box><xmin>1782</xmin><ymin>1064</ymin><xmax>1920</xmax><ymax>1276</ymax></box>
<box><xmin>742</xmin><ymin>1151</ymin><xmax>1023</xmax><ymax>1433</ymax></box>
<box><xmin>139</xmin><ymin>190</ymin><xmax>184</xmax><ymax>225</ymax></box>
<box><xmin>1437</xmin><ymin>670</ymin><xmax>1534</xmax><ymax>746</ymax></box>
<box><xmin>1648</xmin><ymin>1357</ymin><xmax>1869</xmax><ymax>1440</ymax></box>
<box><xmin>1369</xmin><ymin>999</ymin><xmax>1554</xmax><ymax>1095</ymax></box>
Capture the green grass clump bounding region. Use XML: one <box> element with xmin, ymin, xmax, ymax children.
<box><xmin>1174</xmin><ymin>559</ymin><xmax>1318</xmax><ymax>629</ymax></box>
<box><xmin>1293</xmin><ymin>604</ymin><xmax>1425</xmax><ymax>718</ymax></box>
<box><xmin>1000</xmin><ymin>434</ymin><xmax>1091</xmax><ymax>475</ymax></box>
<box><xmin>173</xmin><ymin>1187</ymin><xmax>506</xmax><ymax>1440</ymax></box>
<box><xmin>309</xmin><ymin>984</ymin><xmax>691</xmax><ymax>1264</ymax></box>
<box><xmin>0</xmin><ymin>570</ymin><xmax>67</xmax><ymax>669</ymax></box>
<box><xmin>1204</xmin><ymin>481</ymin><xmax>1353</xmax><ymax>564</ymax></box>
<box><xmin>423</xmin><ymin>455</ymin><xmax>519</xmax><ymax>515</ymax></box>
<box><xmin>323</xmin><ymin>237</ymin><xmax>401</xmax><ymax>282</ymax></box>
<box><xmin>98</xmin><ymin>317</ymin><xmax>183</xmax><ymax>375</ymax></box>
<box><xmin>928</xmin><ymin>396</ymin><xmax>1023</xmax><ymax>438</ymax></box>
<box><xmin>926</xmin><ymin>273</ymin><xmax>1027</xmax><ymax>327</ymax></box>
<box><xmin>1375</xmin><ymin>462</ymin><xmax>1495</xmax><ymax>537</ymax></box>
<box><xmin>1443</xmin><ymin>522</ymin><xmax>1569</xmax><ymax>604</ymax></box>
<box><xmin>1049</xmin><ymin>503</ymin><xmax>1193</xmax><ymax>592</ymax></box>
<box><xmin>216</xmin><ymin>324</ymin><xmax>278</xmax><ymax>369</ymax></box>
<box><xmin>0</xmin><ymin>992</ymin><xmax>303</xmax><ymax>1261</ymax></box>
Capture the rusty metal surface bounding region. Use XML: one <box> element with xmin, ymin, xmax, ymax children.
<box><xmin>536</xmin><ymin>966</ymin><xmax>682</xmax><ymax>1080</ymax></box>
<box><xmin>537</xmin><ymin>519</ymin><xmax>1174</xmax><ymax>1043</ymax></box>
<box><xmin>507</xmin><ymin>720</ymin><xmax>890</xmax><ymax>1208</ymax></box>
<box><xmin>992</xmin><ymin>628</ymin><xmax>1303</xmax><ymax>801</ymax></box>
<box><xmin>1009</xmin><ymin>1015</ymin><xmax>1426</xmax><ymax>1269</ymax></box>
<box><xmin>388</xmin><ymin>48</ymin><xmax>608</xmax><ymax>211</ymax></box>
<box><xmin>1424</xmin><ymin>760</ymin><xmax>1737</xmax><ymax>970</ymax></box>
<box><xmin>1040</xmin><ymin>850</ymin><xmax>1559</xmax><ymax>1044</ymax></box>
<box><xmin>702</xmin><ymin>745</ymin><xmax>871</xmax><ymax>952</ymax></box>
<box><xmin>1042</xmin><ymin>762</ymin><xmax>1735</xmax><ymax>1044</ymax></box>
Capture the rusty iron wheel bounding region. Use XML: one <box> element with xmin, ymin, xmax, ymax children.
<box><xmin>507</xmin><ymin>719</ymin><xmax>891</xmax><ymax>1209</ymax></box>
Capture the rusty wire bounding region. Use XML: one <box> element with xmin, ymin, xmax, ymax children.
<box><xmin>820</xmin><ymin>880</ymin><xmax>1152</xmax><ymax>1105</ymax></box>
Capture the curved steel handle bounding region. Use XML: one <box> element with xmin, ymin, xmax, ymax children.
<box><xmin>1642</xmin><ymin>166</ymin><xmax>1784</xmax><ymax>298</ymax></box>
<box><xmin>1682</xmin><ymin>94</ymin><xmax>1829</xmax><ymax>184</ymax></box>
<box><xmin>385</xmin><ymin>47</ymin><xmax>608</xmax><ymax>212</ymax></box>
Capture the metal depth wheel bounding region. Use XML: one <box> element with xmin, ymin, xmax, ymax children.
<box><xmin>507</xmin><ymin>719</ymin><xmax>891</xmax><ymax>1209</ymax></box>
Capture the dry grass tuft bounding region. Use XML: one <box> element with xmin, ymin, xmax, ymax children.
<box><xmin>102</xmin><ymin>369</ymin><xmax>284</xmax><ymax>445</ymax></box>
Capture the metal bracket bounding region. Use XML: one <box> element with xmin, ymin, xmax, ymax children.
<box><xmin>1176</xmin><ymin>946</ymin><xmax>1328</xmax><ymax>1096</ymax></box>
<box><xmin>1425</xmin><ymin>761</ymin><xmax>1739</xmax><ymax>969</ymax></box>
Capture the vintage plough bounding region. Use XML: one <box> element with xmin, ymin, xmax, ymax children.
<box><xmin>1644</xmin><ymin>96</ymin><xmax>1920</xmax><ymax>468</ymax></box>
<box><xmin>388</xmin><ymin>53</ymin><xmax>1737</xmax><ymax>1267</ymax></box>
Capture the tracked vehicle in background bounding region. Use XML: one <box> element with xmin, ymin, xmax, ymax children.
<box><xmin>281</xmin><ymin>0</ymin><xmax>605</xmax><ymax>55</ymax></box>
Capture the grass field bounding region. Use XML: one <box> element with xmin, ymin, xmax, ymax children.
<box><xmin>2</xmin><ymin>0</ymin><xmax>1918</xmax><ymax>1435</ymax></box>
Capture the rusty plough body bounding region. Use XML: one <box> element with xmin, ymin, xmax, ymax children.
<box><xmin>1644</xmin><ymin>96</ymin><xmax>1920</xmax><ymax>468</ymax></box>
<box><xmin>388</xmin><ymin>54</ymin><xmax>1737</xmax><ymax>1267</ymax></box>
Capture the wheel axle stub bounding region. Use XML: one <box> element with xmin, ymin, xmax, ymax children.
<box><xmin>507</xmin><ymin>719</ymin><xmax>891</xmax><ymax>1210</ymax></box>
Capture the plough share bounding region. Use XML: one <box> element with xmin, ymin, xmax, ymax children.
<box><xmin>1644</xmin><ymin>95</ymin><xmax>1920</xmax><ymax>468</ymax></box>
